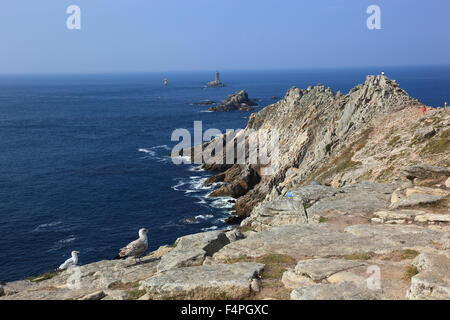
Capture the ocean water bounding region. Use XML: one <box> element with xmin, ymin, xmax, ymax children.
<box><xmin>0</xmin><ymin>66</ymin><xmax>449</xmax><ymax>282</ymax></box>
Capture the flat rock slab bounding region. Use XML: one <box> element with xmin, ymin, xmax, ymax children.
<box><xmin>289</xmin><ymin>182</ymin><xmax>396</xmax><ymax>219</ymax></box>
<box><xmin>290</xmin><ymin>282</ymin><xmax>379</xmax><ymax>300</ymax></box>
<box><xmin>213</xmin><ymin>224</ymin><xmax>447</xmax><ymax>262</ymax></box>
<box><xmin>157</xmin><ymin>230</ymin><xmax>230</xmax><ymax>272</ymax></box>
<box><xmin>142</xmin><ymin>262</ymin><xmax>264</xmax><ymax>300</ymax></box>
<box><xmin>1</xmin><ymin>257</ymin><xmax>159</xmax><ymax>300</ymax></box>
<box><xmin>294</xmin><ymin>258</ymin><xmax>366</xmax><ymax>281</ymax></box>
<box><xmin>391</xmin><ymin>187</ymin><xmax>448</xmax><ymax>209</ymax></box>
<box><xmin>242</xmin><ymin>199</ymin><xmax>307</xmax><ymax>231</ymax></box>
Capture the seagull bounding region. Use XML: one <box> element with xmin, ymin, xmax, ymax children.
<box><xmin>58</xmin><ymin>250</ymin><xmax>80</xmax><ymax>270</ymax></box>
<box><xmin>114</xmin><ymin>228</ymin><xmax>149</xmax><ymax>262</ymax></box>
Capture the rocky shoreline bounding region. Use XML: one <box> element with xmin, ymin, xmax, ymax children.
<box><xmin>1</xmin><ymin>75</ymin><xmax>449</xmax><ymax>300</ymax></box>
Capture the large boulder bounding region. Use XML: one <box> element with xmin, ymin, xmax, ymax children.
<box><xmin>407</xmin><ymin>252</ymin><xmax>450</xmax><ymax>300</ymax></box>
<box><xmin>241</xmin><ymin>198</ymin><xmax>307</xmax><ymax>231</ymax></box>
<box><xmin>401</xmin><ymin>165</ymin><xmax>450</xmax><ymax>181</ymax></box>
<box><xmin>208</xmin><ymin>90</ymin><xmax>257</xmax><ymax>112</ymax></box>
<box><xmin>141</xmin><ymin>262</ymin><xmax>264</xmax><ymax>299</ymax></box>
<box><xmin>390</xmin><ymin>186</ymin><xmax>449</xmax><ymax>209</ymax></box>
<box><xmin>157</xmin><ymin>230</ymin><xmax>230</xmax><ymax>272</ymax></box>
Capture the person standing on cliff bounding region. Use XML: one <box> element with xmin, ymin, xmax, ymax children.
<box><xmin>422</xmin><ymin>106</ymin><xmax>427</xmax><ymax>114</ymax></box>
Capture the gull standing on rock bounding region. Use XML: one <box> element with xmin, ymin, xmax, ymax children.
<box><xmin>114</xmin><ymin>228</ymin><xmax>149</xmax><ymax>262</ymax></box>
<box><xmin>58</xmin><ymin>250</ymin><xmax>80</xmax><ymax>270</ymax></box>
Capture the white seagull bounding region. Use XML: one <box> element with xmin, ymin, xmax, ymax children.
<box><xmin>114</xmin><ymin>228</ymin><xmax>149</xmax><ymax>262</ymax></box>
<box><xmin>58</xmin><ymin>250</ymin><xmax>80</xmax><ymax>270</ymax></box>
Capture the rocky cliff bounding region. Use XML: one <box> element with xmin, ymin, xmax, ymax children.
<box><xmin>2</xmin><ymin>75</ymin><xmax>449</xmax><ymax>300</ymax></box>
<box><xmin>199</xmin><ymin>75</ymin><xmax>449</xmax><ymax>219</ymax></box>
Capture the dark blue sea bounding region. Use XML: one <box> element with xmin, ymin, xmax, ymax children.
<box><xmin>1</xmin><ymin>66</ymin><xmax>449</xmax><ymax>282</ymax></box>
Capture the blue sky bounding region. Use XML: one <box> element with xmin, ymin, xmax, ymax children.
<box><xmin>1</xmin><ymin>0</ymin><xmax>449</xmax><ymax>73</ymax></box>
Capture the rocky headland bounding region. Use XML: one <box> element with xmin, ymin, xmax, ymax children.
<box><xmin>207</xmin><ymin>90</ymin><xmax>258</xmax><ymax>112</ymax></box>
<box><xmin>2</xmin><ymin>75</ymin><xmax>449</xmax><ymax>300</ymax></box>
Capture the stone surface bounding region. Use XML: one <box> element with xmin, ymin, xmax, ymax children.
<box><xmin>213</xmin><ymin>224</ymin><xmax>447</xmax><ymax>261</ymax></box>
<box><xmin>413</xmin><ymin>126</ymin><xmax>436</xmax><ymax>141</ymax></box>
<box><xmin>327</xmin><ymin>271</ymin><xmax>366</xmax><ymax>285</ymax></box>
<box><xmin>407</xmin><ymin>252</ymin><xmax>450</xmax><ymax>300</ymax></box>
<box><xmin>414</xmin><ymin>214</ymin><xmax>450</xmax><ymax>223</ymax></box>
<box><xmin>208</xmin><ymin>90</ymin><xmax>257</xmax><ymax>112</ymax></box>
<box><xmin>1</xmin><ymin>256</ymin><xmax>159</xmax><ymax>300</ymax></box>
<box><xmin>79</xmin><ymin>290</ymin><xmax>106</xmax><ymax>300</ymax></box>
<box><xmin>241</xmin><ymin>198</ymin><xmax>307</xmax><ymax>231</ymax></box>
<box><xmin>157</xmin><ymin>230</ymin><xmax>230</xmax><ymax>272</ymax></box>
<box><xmin>290</xmin><ymin>282</ymin><xmax>378</xmax><ymax>300</ymax></box>
<box><xmin>390</xmin><ymin>187</ymin><xmax>449</xmax><ymax>209</ymax></box>
<box><xmin>401</xmin><ymin>165</ymin><xmax>450</xmax><ymax>181</ymax></box>
<box><xmin>373</xmin><ymin>209</ymin><xmax>422</xmax><ymax>222</ymax></box>
<box><xmin>293</xmin><ymin>258</ymin><xmax>366</xmax><ymax>281</ymax></box>
<box><xmin>141</xmin><ymin>262</ymin><xmax>264</xmax><ymax>300</ymax></box>
<box><xmin>242</xmin><ymin>182</ymin><xmax>397</xmax><ymax>230</ymax></box>
<box><xmin>281</xmin><ymin>270</ymin><xmax>315</xmax><ymax>289</ymax></box>
<box><xmin>225</xmin><ymin>229</ymin><xmax>245</xmax><ymax>242</ymax></box>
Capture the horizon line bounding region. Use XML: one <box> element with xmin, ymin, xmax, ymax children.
<box><xmin>1</xmin><ymin>64</ymin><xmax>449</xmax><ymax>76</ymax></box>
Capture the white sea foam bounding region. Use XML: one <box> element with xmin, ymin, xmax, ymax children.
<box><xmin>201</xmin><ymin>226</ymin><xmax>218</xmax><ymax>231</ymax></box>
<box><xmin>32</xmin><ymin>221</ymin><xmax>63</xmax><ymax>232</ymax></box>
<box><xmin>195</xmin><ymin>214</ymin><xmax>213</xmax><ymax>220</ymax></box>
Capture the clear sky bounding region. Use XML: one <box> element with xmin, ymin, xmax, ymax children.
<box><xmin>1</xmin><ymin>0</ymin><xmax>449</xmax><ymax>73</ymax></box>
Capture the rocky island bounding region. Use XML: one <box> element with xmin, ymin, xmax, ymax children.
<box><xmin>206</xmin><ymin>71</ymin><xmax>225</xmax><ymax>88</ymax></box>
<box><xmin>1</xmin><ymin>75</ymin><xmax>449</xmax><ymax>300</ymax></box>
<box><xmin>208</xmin><ymin>90</ymin><xmax>258</xmax><ymax>112</ymax></box>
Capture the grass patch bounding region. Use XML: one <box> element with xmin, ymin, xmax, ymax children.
<box><xmin>126</xmin><ymin>289</ymin><xmax>147</xmax><ymax>300</ymax></box>
<box><xmin>420</xmin><ymin>128</ymin><xmax>450</xmax><ymax>155</ymax></box>
<box><xmin>344</xmin><ymin>253</ymin><xmax>373</xmax><ymax>261</ymax></box>
<box><xmin>380</xmin><ymin>249</ymin><xmax>420</xmax><ymax>262</ymax></box>
<box><xmin>226</xmin><ymin>254</ymin><xmax>296</xmax><ymax>300</ymax></box>
<box><xmin>303</xmin><ymin>202</ymin><xmax>313</xmax><ymax>209</ymax></box>
<box><xmin>255</xmin><ymin>254</ymin><xmax>296</xmax><ymax>265</ymax></box>
<box><xmin>238</xmin><ymin>225</ymin><xmax>253</xmax><ymax>233</ymax></box>
<box><xmin>318</xmin><ymin>216</ymin><xmax>328</xmax><ymax>223</ymax></box>
<box><xmin>26</xmin><ymin>271</ymin><xmax>61</xmax><ymax>283</ymax></box>
<box><xmin>417</xmin><ymin>199</ymin><xmax>447</xmax><ymax>209</ymax></box>
<box><xmin>400</xmin><ymin>249</ymin><xmax>419</xmax><ymax>260</ymax></box>
<box><xmin>403</xmin><ymin>265</ymin><xmax>419</xmax><ymax>281</ymax></box>
<box><xmin>108</xmin><ymin>281</ymin><xmax>140</xmax><ymax>290</ymax></box>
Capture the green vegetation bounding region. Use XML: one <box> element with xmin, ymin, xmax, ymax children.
<box><xmin>303</xmin><ymin>202</ymin><xmax>313</xmax><ymax>209</ymax></box>
<box><xmin>226</xmin><ymin>254</ymin><xmax>296</xmax><ymax>300</ymax></box>
<box><xmin>126</xmin><ymin>289</ymin><xmax>147</xmax><ymax>300</ymax></box>
<box><xmin>256</xmin><ymin>254</ymin><xmax>296</xmax><ymax>265</ymax></box>
<box><xmin>108</xmin><ymin>281</ymin><xmax>140</xmax><ymax>290</ymax></box>
<box><xmin>26</xmin><ymin>271</ymin><xmax>61</xmax><ymax>283</ymax></box>
<box><xmin>318</xmin><ymin>216</ymin><xmax>328</xmax><ymax>223</ymax></box>
<box><xmin>400</xmin><ymin>249</ymin><xmax>419</xmax><ymax>260</ymax></box>
<box><xmin>420</xmin><ymin>128</ymin><xmax>450</xmax><ymax>155</ymax></box>
<box><xmin>238</xmin><ymin>225</ymin><xmax>253</xmax><ymax>233</ymax></box>
<box><xmin>403</xmin><ymin>265</ymin><xmax>419</xmax><ymax>281</ymax></box>
<box><xmin>417</xmin><ymin>199</ymin><xmax>447</xmax><ymax>209</ymax></box>
<box><xmin>344</xmin><ymin>253</ymin><xmax>373</xmax><ymax>261</ymax></box>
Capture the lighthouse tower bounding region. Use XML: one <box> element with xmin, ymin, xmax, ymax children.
<box><xmin>215</xmin><ymin>72</ymin><xmax>220</xmax><ymax>82</ymax></box>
